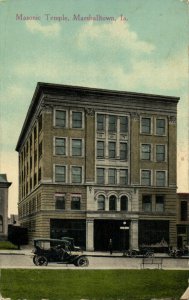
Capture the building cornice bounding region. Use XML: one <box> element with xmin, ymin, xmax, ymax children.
<box><xmin>15</xmin><ymin>82</ymin><xmax>180</xmax><ymax>151</ymax></box>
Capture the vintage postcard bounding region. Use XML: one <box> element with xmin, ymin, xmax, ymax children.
<box><xmin>0</xmin><ymin>0</ymin><xmax>188</xmax><ymax>299</ymax></box>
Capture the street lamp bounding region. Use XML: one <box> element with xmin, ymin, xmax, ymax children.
<box><xmin>120</xmin><ymin>221</ymin><xmax>129</xmax><ymax>256</ymax></box>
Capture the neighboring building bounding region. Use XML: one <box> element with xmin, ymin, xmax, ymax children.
<box><xmin>8</xmin><ymin>214</ymin><xmax>19</xmax><ymax>225</ymax></box>
<box><xmin>177</xmin><ymin>193</ymin><xmax>189</xmax><ymax>248</ymax></box>
<box><xmin>16</xmin><ymin>82</ymin><xmax>179</xmax><ymax>251</ymax></box>
<box><xmin>0</xmin><ymin>174</ymin><xmax>12</xmax><ymax>240</ymax></box>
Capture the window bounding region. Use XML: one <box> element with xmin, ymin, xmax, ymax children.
<box><xmin>109</xmin><ymin>115</ymin><xmax>117</xmax><ymax>132</ymax></box>
<box><xmin>156</xmin><ymin>145</ymin><xmax>165</xmax><ymax>162</ymax></box>
<box><xmin>120</xmin><ymin>169</ymin><xmax>128</xmax><ymax>185</ymax></box>
<box><xmin>38</xmin><ymin>114</ymin><xmax>42</xmax><ymax>132</ymax></box>
<box><xmin>181</xmin><ymin>201</ymin><xmax>188</xmax><ymax>221</ymax></box>
<box><xmin>156</xmin><ymin>119</ymin><xmax>166</xmax><ymax>135</ymax></box>
<box><xmin>120</xmin><ymin>116</ymin><xmax>128</xmax><ymax>133</ymax></box>
<box><xmin>97</xmin><ymin>141</ymin><xmax>105</xmax><ymax>158</ymax></box>
<box><xmin>55</xmin><ymin>110</ymin><xmax>66</xmax><ymax>127</ymax></box>
<box><xmin>55</xmin><ymin>195</ymin><xmax>65</xmax><ymax>210</ymax></box>
<box><xmin>108</xmin><ymin>169</ymin><xmax>116</xmax><ymax>184</ymax></box>
<box><xmin>109</xmin><ymin>195</ymin><xmax>117</xmax><ymax>211</ymax></box>
<box><xmin>0</xmin><ymin>216</ymin><xmax>3</xmax><ymax>232</ymax></box>
<box><xmin>38</xmin><ymin>167</ymin><xmax>41</xmax><ymax>182</ymax></box>
<box><xmin>71</xmin><ymin>166</ymin><xmax>82</xmax><ymax>183</ymax></box>
<box><xmin>141</xmin><ymin>144</ymin><xmax>151</xmax><ymax>160</ymax></box>
<box><xmin>142</xmin><ymin>195</ymin><xmax>152</xmax><ymax>212</ymax></box>
<box><xmin>72</xmin><ymin>139</ymin><xmax>82</xmax><ymax>156</ymax></box>
<box><xmin>55</xmin><ymin>138</ymin><xmax>66</xmax><ymax>155</ymax></box>
<box><xmin>39</xmin><ymin>141</ymin><xmax>42</xmax><ymax>157</ymax></box>
<box><xmin>71</xmin><ymin>196</ymin><xmax>81</xmax><ymax>210</ymax></box>
<box><xmin>97</xmin><ymin>114</ymin><xmax>105</xmax><ymax>131</ymax></box>
<box><xmin>156</xmin><ymin>171</ymin><xmax>166</xmax><ymax>187</ymax></box>
<box><xmin>55</xmin><ymin>165</ymin><xmax>66</xmax><ymax>183</ymax></box>
<box><xmin>141</xmin><ymin>170</ymin><xmax>151</xmax><ymax>186</ymax></box>
<box><xmin>156</xmin><ymin>195</ymin><xmax>164</xmax><ymax>212</ymax></box>
<box><xmin>120</xmin><ymin>143</ymin><xmax>127</xmax><ymax>160</ymax></box>
<box><xmin>109</xmin><ymin>142</ymin><xmax>116</xmax><ymax>158</ymax></box>
<box><xmin>97</xmin><ymin>168</ymin><xmax>105</xmax><ymax>184</ymax></box>
<box><xmin>72</xmin><ymin>112</ymin><xmax>82</xmax><ymax>128</ymax></box>
<box><xmin>120</xmin><ymin>196</ymin><xmax>128</xmax><ymax>211</ymax></box>
<box><xmin>97</xmin><ymin>195</ymin><xmax>105</xmax><ymax>210</ymax></box>
<box><xmin>141</xmin><ymin>117</ymin><xmax>151</xmax><ymax>134</ymax></box>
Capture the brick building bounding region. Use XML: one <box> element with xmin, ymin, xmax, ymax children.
<box><xmin>16</xmin><ymin>82</ymin><xmax>179</xmax><ymax>251</ymax></box>
<box><xmin>0</xmin><ymin>174</ymin><xmax>12</xmax><ymax>240</ymax></box>
<box><xmin>177</xmin><ymin>193</ymin><xmax>189</xmax><ymax>248</ymax></box>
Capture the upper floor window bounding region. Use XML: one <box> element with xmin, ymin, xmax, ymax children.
<box><xmin>55</xmin><ymin>138</ymin><xmax>66</xmax><ymax>155</ymax></box>
<box><xmin>156</xmin><ymin>145</ymin><xmax>165</xmax><ymax>162</ymax></box>
<box><xmin>141</xmin><ymin>170</ymin><xmax>151</xmax><ymax>186</ymax></box>
<box><xmin>39</xmin><ymin>141</ymin><xmax>43</xmax><ymax>157</ymax></box>
<box><xmin>156</xmin><ymin>171</ymin><xmax>166</xmax><ymax>187</ymax></box>
<box><xmin>120</xmin><ymin>143</ymin><xmax>127</xmax><ymax>160</ymax></box>
<box><xmin>38</xmin><ymin>114</ymin><xmax>42</xmax><ymax>132</ymax></box>
<box><xmin>156</xmin><ymin>119</ymin><xmax>166</xmax><ymax>135</ymax></box>
<box><xmin>109</xmin><ymin>115</ymin><xmax>117</xmax><ymax>132</ymax></box>
<box><xmin>97</xmin><ymin>195</ymin><xmax>105</xmax><ymax>210</ymax></box>
<box><xmin>120</xmin><ymin>195</ymin><xmax>128</xmax><ymax>211</ymax></box>
<box><xmin>108</xmin><ymin>169</ymin><xmax>116</xmax><ymax>184</ymax></box>
<box><xmin>97</xmin><ymin>168</ymin><xmax>105</xmax><ymax>184</ymax></box>
<box><xmin>55</xmin><ymin>195</ymin><xmax>65</xmax><ymax>210</ymax></box>
<box><xmin>181</xmin><ymin>201</ymin><xmax>188</xmax><ymax>221</ymax></box>
<box><xmin>141</xmin><ymin>117</ymin><xmax>151</xmax><ymax>134</ymax></box>
<box><xmin>142</xmin><ymin>195</ymin><xmax>152</xmax><ymax>212</ymax></box>
<box><xmin>55</xmin><ymin>110</ymin><xmax>66</xmax><ymax>127</ymax></box>
<box><xmin>55</xmin><ymin>165</ymin><xmax>66</xmax><ymax>183</ymax></box>
<box><xmin>120</xmin><ymin>116</ymin><xmax>128</xmax><ymax>133</ymax></box>
<box><xmin>71</xmin><ymin>195</ymin><xmax>81</xmax><ymax>210</ymax></box>
<box><xmin>141</xmin><ymin>144</ymin><xmax>151</xmax><ymax>160</ymax></box>
<box><xmin>97</xmin><ymin>114</ymin><xmax>105</xmax><ymax>131</ymax></box>
<box><xmin>72</xmin><ymin>112</ymin><xmax>82</xmax><ymax>128</ymax></box>
<box><xmin>71</xmin><ymin>166</ymin><xmax>82</xmax><ymax>183</ymax></box>
<box><xmin>97</xmin><ymin>141</ymin><xmax>105</xmax><ymax>158</ymax></box>
<box><xmin>109</xmin><ymin>142</ymin><xmax>116</xmax><ymax>158</ymax></box>
<box><xmin>72</xmin><ymin>139</ymin><xmax>82</xmax><ymax>156</ymax></box>
<box><xmin>120</xmin><ymin>169</ymin><xmax>128</xmax><ymax>185</ymax></box>
<box><xmin>155</xmin><ymin>195</ymin><xmax>164</xmax><ymax>212</ymax></box>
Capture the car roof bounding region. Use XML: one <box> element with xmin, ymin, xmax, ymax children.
<box><xmin>33</xmin><ymin>238</ymin><xmax>69</xmax><ymax>243</ymax></box>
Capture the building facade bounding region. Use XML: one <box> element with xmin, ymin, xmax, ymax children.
<box><xmin>177</xmin><ymin>193</ymin><xmax>189</xmax><ymax>248</ymax></box>
<box><xmin>0</xmin><ymin>174</ymin><xmax>12</xmax><ymax>240</ymax></box>
<box><xmin>16</xmin><ymin>83</ymin><xmax>179</xmax><ymax>251</ymax></box>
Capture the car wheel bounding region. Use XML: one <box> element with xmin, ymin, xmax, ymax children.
<box><xmin>76</xmin><ymin>256</ymin><xmax>89</xmax><ymax>267</ymax></box>
<box><xmin>36</xmin><ymin>256</ymin><xmax>48</xmax><ymax>266</ymax></box>
<box><xmin>33</xmin><ymin>255</ymin><xmax>38</xmax><ymax>266</ymax></box>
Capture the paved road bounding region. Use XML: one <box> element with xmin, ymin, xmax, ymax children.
<box><xmin>0</xmin><ymin>252</ymin><xmax>188</xmax><ymax>269</ymax></box>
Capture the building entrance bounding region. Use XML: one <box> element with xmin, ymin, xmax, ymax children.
<box><xmin>94</xmin><ymin>220</ymin><xmax>130</xmax><ymax>251</ymax></box>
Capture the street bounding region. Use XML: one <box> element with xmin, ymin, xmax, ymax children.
<box><xmin>0</xmin><ymin>252</ymin><xmax>188</xmax><ymax>269</ymax></box>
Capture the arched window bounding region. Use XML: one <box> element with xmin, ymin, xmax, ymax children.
<box><xmin>97</xmin><ymin>195</ymin><xmax>105</xmax><ymax>210</ymax></box>
<box><xmin>120</xmin><ymin>195</ymin><xmax>128</xmax><ymax>211</ymax></box>
<box><xmin>109</xmin><ymin>195</ymin><xmax>117</xmax><ymax>211</ymax></box>
<box><xmin>0</xmin><ymin>216</ymin><xmax>3</xmax><ymax>233</ymax></box>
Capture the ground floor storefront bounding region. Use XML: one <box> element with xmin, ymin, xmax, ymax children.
<box><xmin>49</xmin><ymin>218</ymin><xmax>171</xmax><ymax>252</ymax></box>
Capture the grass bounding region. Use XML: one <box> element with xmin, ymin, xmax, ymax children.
<box><xmin>0</xmin><ymin>269</ymin><xmax>188</xmax><ymax>300</ymax></box>
<box><xmin>0</xmin><ymin>241</ymin><xmax>18</xmax><ymax>249</ymax></box>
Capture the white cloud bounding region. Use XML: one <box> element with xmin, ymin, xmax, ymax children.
<box><xmin>25</xmin><ymin>20</ymin><xmax>61</xmax><ymax>37</ymax></box>
<box><xmin>77</xmin><ymin>19</ymin><xmax>155</xmax><ymax>54</ymax></box>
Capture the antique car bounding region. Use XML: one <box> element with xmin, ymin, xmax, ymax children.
<box><xmin>32</xmin><ymin>238</ymin><xmax>89</xmax><ymax>267</ymax></box>
<box><xmin>60</xmin><ymin>237</ymin><xmax>83</xmax><ymax>252</ymax></box>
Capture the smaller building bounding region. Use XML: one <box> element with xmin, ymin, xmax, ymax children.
<box><xmin>0</xmin><ymin>174</ymin><xmax>12</xmax><ymax>240</ymax></box>
<box><xmin>177</xmin><ymin>193</ymin><xmax>189</xmax><ymax>248</ymax></box>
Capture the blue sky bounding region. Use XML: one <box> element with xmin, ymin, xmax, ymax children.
<box><xmin>0</xmin><ymin>0</ymin><xmax>188</xmax><ymax>215</ymax></box>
